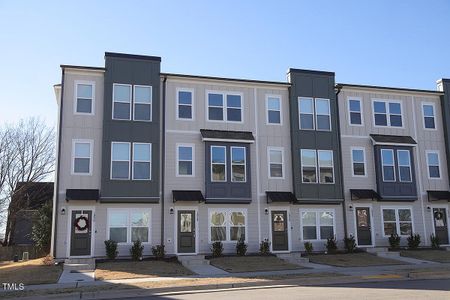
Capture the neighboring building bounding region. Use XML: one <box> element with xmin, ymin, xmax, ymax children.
<box><xmin>51</xmin><ymin>52</ymin><xmax>450</xmax><ymax>259</ymax></box>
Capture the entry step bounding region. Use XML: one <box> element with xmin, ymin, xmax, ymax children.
<box><xmin>365</xmin><ymin>247</ymin><xmax>389</xmax><ymax>253</ymax></box>
<box><xmin>177</xmin><ymin>255</ymin><xmax>210</xmax><ymax>267</ymax></box>
<box><xmin>276</xmin><ymin>253</ymin><xmax>309</xmax><ymax>264</ymax></box>
<box><xmin>64</xmin><ymin>258</ymin><xmax>95</xmax><ymax>271</ymax></box>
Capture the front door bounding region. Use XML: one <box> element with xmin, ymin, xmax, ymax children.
<box><xmin>178</xmin><ymin>210</ymin><xmax>195</xmax><ymax>253</ymax></box>
<box><xmin>356</xmin><ymin>207</ymin><xmax>372</xmax><ymax>246</ymax></box>
<box><xmin>433</xmin><ymin>208</ymin><xmax>449</xmax><ymax>245</ymax></box>
<box><xmin>70</xmin><ymin>210</ymin><xmax>92</xmax><ymax>256</ymax></box>
<box><xmin>272</xmin><ymin>211</ymin><xmax>288</xmax><ymax>251</ymax></box>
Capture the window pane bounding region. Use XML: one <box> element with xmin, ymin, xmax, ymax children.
<box><xmin>374</xmin><ymin>101</ymin><xmax>386</xmax><ymax>113</ymax></box>
<box><xmin>429</xmin><ymin>166</ymin><xmax>440</xmax><ymax>178</ymax></box>
<box><xmin>383</xmin><ymin>209</ymin><xmax>396</xmax><ymax>222</ymax></box>
<box><xmin>270</xmin><ymin>150</ymin><xmax>282</xmax><ymax>164</ymax></box>
<box><xmin>178</xmin><ymin>105</ymin><xmax>192</xmax><ymax>119</ymax></box>
<box><xmin>134</xmin><ymin>86</ymin><xmax>151</xmax><ymax>104</ymax></box>
<box><xmin>75</xmin><ymin>143</ymin><xmax>90</xmax><ymax>157</ymax></box>
<box><xmin>398</xmin><ymin>209</ymin><xmax>411</xmax><ymax>221</ymax></box>
<box><xmin>268</xmin><ymin>111</ymin><xmax>281</xmax><ymax>124</ymax></box>
<box><xmin>268</xmin><ymin>98</ymin><xmax>280</xmax><ymax>110</ymax></box>
<box><xmin>113</xmin><ymin>102</ymin><xmax>131</xmax><ymax>119</ymax></box>
<box><xmin>179</xmin><ymin>161</ymin><xmax>192</xmax><ymax>175</ymax></box>
<box><xmin>231</xmin><ymin>212</ymin><xmax>245</xmax><ymax>225</ymax></box>
<box><xmin>300</xmin><ymin>114</ymin><xmax>314</xmax><ymax>129</ymax></box>
<box><xmin>212</xmin><ymin>147</ymin><xmax>225</xmax><ymax>163</ymax></box>
<box><xmin>77</xmin><ymin>98</ymin><xmax>92</xmax><ymax>113</ymax></box>
<box><xmin>227</xmin><ymin>108</ymin><xmax>241</xmax><ymax>122</ymax></box>
<box><xmin>132</xmin><ymin>227</ymin><xmax>148</xmax><ymax>242</ymax></box>
<box><xmin>179</xmin><ymin>146</ymin><xmax>192</xmax><ymax>161</ymax></box>
<box><xmin>74</xmin><ymin>158</ymin><xmax>90</xmax><ymax>173</ymax></box>
<box><xmin>211</xmin><ymin>227</ymin><xmax>226</xmax><ymax>241</ymax></box>
<box><xmin>399</xmin><ymin>166</ymin><xmax>411</xmax><ymax>182</ymax></box>
<box><xmin>383</xmin><ymin>223</ymin><xmax>397</xmax><ymax>236</ymax></box>
<box><xmin>302</xmin><ymin>150</ymin><xmax>316</xmax><ymax>166</ymax></box>
<box><xmin>110</xmin><ymin>212</ymin><xmax>127</xmax><ymax>226</ymax></box>
<box><xmin>270</xmin><ymin>164</ymin><xmax>283</xmax><ymax>177</ymax></box>
<box><xmin>399</xmin><ymin>223</ymin><xmax>412</xmax><ymax>235</ymax></box>
<box><xmin>349</xmin><ymin>100</ymin><xmax>360</xmax><ymax>112</ymax></box>
<box><xmin>134</xmin><ymin>161</ymin><xmax>150</xmax><ymax>179</ymax></box>
<box><xmin>77</xmin><ymin>84</ymin><xmax>92</xmax><ymax>98</ymax></box>
<box><xmin>316</xmin><ymin>99</ymin><xmax>330</xmax><ymax>115</ymax></box>
<box><xmin>232</xmin><ymin>165</ymin><xmax>245</xmax><ymax>182</ymax></box>
<box><xmin>320</xmin><ymin>212</ymin><xmax>333</xmax><ymax>226</ymax></box>
<box><xmin>232</xmin><ymin>148</ymin><xmax>245</xmax><ymax>163</ymax></box>
<box><xmin>209</xmin><ymin>107</ymin><xmax>223</xmax><ymax>120</ymax></box>
<box><xmin>303</xmin><ymin>226</ymin><xmax>317</xmax><ymax>240</ymax></box>
<box><xmin>428</xmin><ymin>153</ymin><xmax>439</xmax><ymax>165</ymax></box>
<box><xmin>423</xmin><ymin>105</ymin><xmax>434</xmax><ymax>116</ymax></box>
<box><xmin>383</xmin><ymin>166</ymin><xmax>395</xmax><ymax>181</ymax></box>
<box><xmin>114</xmin><ymin>85</ymin><xmax>131</xmax><ymax>102</ymax></box>
<box><xmin>319</xmin><ymin>151</ymin><xmax>333</xmax><ymax>167</ymax></box>
<box><xmin>374</xmin><ymin>114</ymin><xmax>387</xmax><ymax>126</ymax></box>
<box><xmin>110</xmin><ymin>228</ymin><xmax>127</xmax><ymax>243</ymax></box>
<box><xmin>112</xmin><ymin>161</ymin><xmax>129</xmax><ymax>179</ymax></box>
<box><xmin>316</xmin><ymin>115</ymin><xmax>330</xmax><ymax>130</ymax></box>
<box><xmin>178</xmin><ymin>91</ymin><xmax>192</xmax><ymax>105</ymax></box>
<box><xmin>389</xmin><ymin>102</ymin><xmax>401</xmax><ymax>115</ymax></box>
<box><xmin>352</xmin><ymin>149</ymin><xmax>364</xmax><ymax>163</ymax></box>
<box><xmin>134</xmin><ymin>103</ymin><xmax>151</xmax><ymax>121</ymax></box>
<box><xmin>320</xmin><ymin>226</ymin><xmax>334</xmax><ymax>240</ymax></box>
<box><xmin>134</xmin><ymin>144</ymin><xmax>151</xmax><ymax>161</ymax></box>
<box><xmin>299</xmin><ymin>98</ymin><xmax>313</xmax><ymax>113</ymax></box>
<box><xmin>303</xmin><ymin>167</ymin><xmax>317</xmax><ymax>182</ymax></box>
<box><xmin>390</xmin><ymin>115</ymin><xmax>402</xmax><ymax>127</ymax></box>
<box><xmin>208</xmin><ymin>94</ymin><xmax>223</xmax><ymax>106</ymax></box>
<box><xmin>353</xmin><ymin>163</ymin><xmax>365</xmax><ymax>176</ymax></box>
<box><xmin>113</xmin><ymin>143</ymin><xmax>130</xmax><ymax>161</ymax></box>
<box><xmin>350</xmin><ymin>112</ymin><xmax>361</xmax><ymax>125</ymax></box>
<box><xmin>320</xmin><ymin>167</ymin><xmax>334</xmax><ymax>183</ymax></box>
<box><xmin>212</xmin><ymin>165</ymin><xmax>225</xmax><ymax>181</ymax></box>
<box><xmin>424</xmin><ymin>117</ymin><xmax>435</xmax><ymax>129</ymax></box>
<box><xmin>211</xmin><ymin>212</ymin><xmax>225</xmax><ymax>226</ymax></box>
<box><xmin>397</xmin><ymin>151</ymin><xmax>410</xmax><ymax>166</ymax></box>
<box><xmin>230</xmin><ymin>227</ymin><xmax>245</xmax><ymax>241</ymax></box>
<box><xmin>302</xmin><ymin>212</ymin><xmax>316</xmax><ymax>226</ymax></box>
<box><xmin>227</xmin><ymin>95</ymin><xmax>241</xmax><ymax>108</ymax></box>
<box><xmin>131</xmin><ymin>212</ymin><xmax>149</xmax><ymax>226</ymax></box>
<box><xmin>382</xmin><ymin>150</ymin><xmax>394</xmax><ymax>165</ymax></box>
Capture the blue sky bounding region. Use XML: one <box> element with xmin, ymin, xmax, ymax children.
<box><xmin>1</xmin><ymin>0</ymin><xmax>449</xmax><ymax>127</ymax></box>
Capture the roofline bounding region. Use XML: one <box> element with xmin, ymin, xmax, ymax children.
<box><xmin>60</xmin><ymin>65</ymin><xmax>105</xmax><ymax>72</ymax></box>
<box><xmin>161</xmin><ymin>72</ymin><xmax>290</xmax><ymax>86</ymax></box>
<box><xmin>287</xmin><ymin>68</ymin><xmax>335</xmax><ymax>76</ymax></box>
<box><xmin>336</xmin><ymin>83</ymin><xmax>443</xmax><ymax>95</ymax></box>
<box><xmin>105</xmin><ymin>52</ymin><xmax>161</xmax><ymax>62</ymax></box>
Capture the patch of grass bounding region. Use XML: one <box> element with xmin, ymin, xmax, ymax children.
<box><xmin>0</xmin><ymin>258</ymin><xmax>62</xmax><ymax>285</ymax></box>
<box><xmin>95</xmin><ymin>259</ymin><xmax>193</xmax><ymax>280</ymax></box>
<box><xmin>209</xmin><ymin>256</ymin><xmax>303</xmax><ymax>273</ymax></box>
<box><xmin>308</xmin><ymin>252</ymin><xmax>404</xmax><ymax>267</ymax></box>
<box><xmin>400</xmin><ymin>249</ymin><xmax>450</xmax><ymax>263</ymax></box>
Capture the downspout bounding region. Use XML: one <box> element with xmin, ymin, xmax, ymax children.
<box><xmin>160</xmin><ymin>76</ymin><xmax>167</xmax><ymax>246</ymax></box>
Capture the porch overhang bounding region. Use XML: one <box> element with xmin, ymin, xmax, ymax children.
<box><xmin>370</xmin><ymin>134</ymin><xmax>417</xmax><ymax>147</ymax></box>
<box><xmin>350</xmin><ymin>189</ymin><xmax>380</xmax><ymax>201</ymax></box>
<box><xmin>172</xmin><ymin>190</ymin><xmax>205</xmax><ymax>203</ymax></box>
<box><xmin>66</xmin><ymin>189</ymin><xmax>99</xmax><ymax>201</ymax></box>
<box><xmin>200</xmin><ymin>129</ymin><xmax>255</xmax><ymax>143</ymax></box>
<box><xmin>427</xmin><ymin>190</ymin><xmax>450</xmax><ymax>202</ymax></box>
<box><xmin>266</xmin><ymin>191</ymin><xmax>297</xmax><ymax>203</ymax></box>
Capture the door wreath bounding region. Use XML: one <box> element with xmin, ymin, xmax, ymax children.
<box><xmin>434</xmin><ymin>211</ymin><xmax>444</xmax><ymax>221</ymax></box>
<box><xmin>74</xmin><ymin>215</ymin><xmax>89</xmax><ymax>231</ymax></box>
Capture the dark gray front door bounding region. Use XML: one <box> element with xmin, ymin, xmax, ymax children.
<box><xmin>433</xmin><ymin>208</ymin><xmax>449</xmax><ymax>245</ymax></box>
<box><xmin>70</xmin><ymin>210</ymin><xmax>92</xmax><ymax>256</ymax></box>
<box><xmin>356</xmin><ymin>207</ymin><xmax>372</xmax><ymax>246</ymax></box>
<box><xmin>272</xmin><ymin>211</ymin><xmax>288</xmax><ymax>251</ymax></box>
<box><xmin>178</xmin><ymin>210</ymin><xmax>195</xmax><ymax>253</ymax></box>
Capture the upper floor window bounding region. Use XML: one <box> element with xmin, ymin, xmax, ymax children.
<box><xmin>380</xmin><ymin>148</ymin><xmax>413</xmax><ymax>183</ymax></box>
<box><xmin>422</xmin><ymin>103</ymin><xmax>436</xmax><ymax>129</ymax></box>
<box><xmin>132</xmin><ymin>143</ymin><xmax>151</xmax><ymax>180</ymax></box>
<box><xmin>111</xmin><ymin>142</ymin><xmax>130</xmax><ymax>180</ymax></box>
<box><xmin>231</xmin><ymin>147</ymin><xmax>246</xmax><ymax>182</ymax></box>
<box><xmin>381</xmin><ymin>149</ymin><xmax>395</xmax><ymax>182</ymax></box>
<box><xmin>72</xmin><ymin>140</ymin><xmax>92</xmax><ymax>175</ymax></box>
<box><xmin>207</xmin><ymin>93</ymin><xmax>242</xmax><ymax>122</ymax></box>
<box><xmin>315</xmin><ymin>99</ymin><xmax>331</xmax><ymax>130</ymax></box>
<box><xmin>133</xmin><ymin>86</ymin><xmax>152</xmax><ymax>121</ymax></box>
<box><xmin>426</xmin><ymin>151</ymin><xmax>441</xmax><ymax>179</ymax></box>
<box><xmin>298</xmin><ymin>97</ymin><xmax>331</xmax><ymax>131</ymax></box>
<box><xmin>301</xmin><ymin>149</ymin><xmax>334</xmax><ymax>184</ymax></box>
<box><xmin>75</xmin><ymin>82</ymin><xmax>94</xmax><ymax>114</ymax></box>
<box><xmin>373</xmin><ymin>100</ymin><xmax>402</xmax><ymax>127</ymax></box>
<box><xmin>211</xmin><ymin>146</ymin><xmax>226</xmax><ymax>182</ymax></box>
<box><xmin>268</xmin><ymin>147</ymin><xmax>284</xmax><ymax>178</ymax></box>
<box><xmin>318</xmin><ymin>150</ymin><xmax>334</xmax><ymax>183</ymax></box>
<box><xmin>351</xmin><ymin>147</ymin><xmax>366</xmax><ymax>176</ymax></box>
<box><xmin>113</xmin><ymin>84</ymin><xmax>132</xmax><ymax>120</ymax></box>
<box><xmin>177</xmin><ymin>144</ymin><xmax>194</xmax><ymax>176</ymax></box>
<box><xmin>177</xmin><ymin>90</ymin><xmax>193</xmax><ymax>120</ymax></box>
<box><xmin>397</xmin><ymin>150</ymin><xmax>412</xmax><ymax>182</ymax></box>
<box><xmin>348</xmin><ymin>98</ymin><xmax>362</xmax><ymax>125</ymax></box>
<box><xmin>266</xmin><ymin>96</ymin><xmax>281</xmax><ymax>124</ymax></box>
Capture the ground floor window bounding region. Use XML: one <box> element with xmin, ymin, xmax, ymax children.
<box><xmin>382</xmin><ymin>207</ymin><xmax>413</xmax><ymax>237</ymax></box>
<box><xmin>300</xmin><ymin>210</ymin><xmax>335</xmax><ymax>240</ymax></box>
<box><xmin>209</xmin><ymin>209</ymin><xmax>246</xmax><ymax>242</ymax></box>
<box><xmin>108</xmin><ymin>209</ymin><xmax>151</xmax><ymax>244</ymax></box>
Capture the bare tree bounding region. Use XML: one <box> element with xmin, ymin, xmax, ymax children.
<box><xmin>1</xmin><ymin>117</ymin><xmax>55</xmax><ymax>246</ymax></box>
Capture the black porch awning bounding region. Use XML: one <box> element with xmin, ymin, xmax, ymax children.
<box><xmin>66</xmin><ymin>189</ymin><xmax>99</xmax><ymax>201</ymax></box>
<box><xmin>350</xmin><ymin>189</ymin><xmax>380</xmax><ymax>201</ymax></box>
<box><xmin>266</xmin><ymin>191</ymin><xmax>297</xmax><ymax>203</ymax></box>
<box><xmin>370</xmin><ymin>134</ymin><xmax>417</xmax><ymax>145</ymax></box>
<box><xmin>172</xmin><ymin>190</ymin><xmax>205</xmax><ymax>202</ymax></box>
<box><xmin>427</xmin><ymin>190</ymin><xmax>450</xmax><ymax>202</ymax></box>
<box><xmin>200</xmin><ymin>129</ymin><xmax>254</xmax><ymax>142</ymax></box>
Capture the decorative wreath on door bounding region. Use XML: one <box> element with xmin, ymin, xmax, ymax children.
<box><xmin>434</xmin><ymin>211</ymin><xmax>444</xmax><ymax>221</ymax></box>
<box><xmin>74</xmin><ymin>215</ymin><xmax>89</xmax><ymax>231</ymax></box>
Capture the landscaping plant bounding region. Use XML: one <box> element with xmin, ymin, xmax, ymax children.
<box><xmin>430</xmin><ymin>234</ymin><xmax>441</xmax><ymax>249</ymax></box>
<box><xmin>388</xmin><ymin>233</ymin><xmax>401</xmax><ymax>250</ymax></box>
<box><xmin>41</xmin><ymin>254</ymin><xmax>55</xmax><ymax>266</ymax></box>
<box><xmin>31</xmin><ymin>202</ymin><xmax>52</xmax><ymax>253</ymax></box>
<box><xmin>304</xmin><ymin>241</ymin><xmax>313</xmax><ymax>256</ymax></box>
<box><xmin>325</xmin><ymin>236</ymin><xmax>338</xmax><ymax>254</ymax></box>
<box><xmin>211</xmin><ymin>241</ymin><xmax>224</xmax><ymax>257</ymax></box>
<box><xmin>344</xmin><ymin>235</ymin><xmax>357</xmax><ymax>253</ymax></box>
<box><xmin>407</xmin><ymin>233</ymin><xmax>421</xmax><ymax>250</ymax></box>
<box><xmin>259</xmin><ymin>239</ymin><xmax>271</xmax><ymax>255</ymax></box>
<box><xmin>104</xmin><ymin>240</ymin><xmax>118</xmax><ymax>260</ymax></box>
<box><xmin>236</xmin><ymin>237</ymin><xmax>247</xmax><ymax>256</ymax></box>
<box><xmin>130</xmin><ymin>240</ymin><xmax>144</xmax><ymax>260</ymax></box>
<box><xmin>151</xmin><ymin>244</ymin><xmax>165</xmax><ymax>259</ymax></box>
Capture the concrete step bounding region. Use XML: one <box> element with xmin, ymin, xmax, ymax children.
<box><xmin>177</xmin><ymin>255</ymin><xmax>210</xmax><ymax>267</ymax></box>
<box><xmin>64</xmin><ymin>258</ymin><xmax>95</xmax><ymax>271</ymax></box>
<box><xmin>376</xmin><ymin>251</ymin><xmax>400</xmax><ymax>258</ymax></box>
<box><xmin>365</xmin><ymin>247</ymin><xmax>389</xmax><ymax>253</ymax></box>
<box><xmin>445</xmin><ymin>247</ymin><xmax>450</xmax><ymax>252</ymax></box>
<box><xmin>276</xmin><ymin>253</ymin><xmax>310</xmax><ymax>264</ymax></box>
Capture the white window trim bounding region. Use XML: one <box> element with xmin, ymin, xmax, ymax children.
<box><xmin>426</xmin><ymin>150</ymin><xmax>441</xmax><ymax>180</ymax></box>
<box><xmin>208</xmin><ymin>208</ymin><xmax>247</xmax><ymax>243</ymax></box>
<box><xmin>132</xmin><ymin>142</ymin><xmax>152</xmax><ymax>181</ymax></box>
<box><xmin>315</xmin><ymin>98</ymin><xmax>332</xmax><ymax>131</ymax></box>
<box><xmin>318</xmin><ymin>150</ymin><xmax>335</xmax><ymax>184</ymax></box>
<box><xmin>107</xmin><ymin>208</ymin><xmax>152</xmax><ymax>245</ymax></box>
<box><xmin>397</xmin><ymin>149</ymin><xmax>412</xmax><ymax>183</ymax></box>
<box><xmin>421</xmin><ymin>102</ymin><xmax>437</xmax><ymax>130</ymax></box>
<box><xmin>301</xmin><ymin>149</ymin><xmax>318</xmax><ymax>184</ymax></box>
<box><xmin>71</xmin><ymin>139</ymin><xmax>93</xmax><ymax>176</ymax></box>
<box><xmin>372</xmin><ymin>99</ymin><xmax>404</xmax><ymax>128</ymax></box>
<box><xmin>211</xmin><ymin>145</ymin><xmax>227</xmax><ymax>182</ymax></box>
<box><xmin>74</xmin><ymin>80</ymin><xmax>95</xmax><ymax>116</ymax></box>
<box><xmin>380</xmin><ymin>206</ymin><xmax>414</xmax><ymax>237</ymax></box>
<box><xmin>176</xmin><ymin>88</ymin><xmax>194</xmax><ymax>121</ymax></box>
<box><xmin>112</xmin><ymin>83</ymin><xmax>132</xmax><ymax>120</ymax></box>
<box><xmin>347</xmin><ymin>97</ymin><xmax>363</xmax><ymax>126</ymax></box>
<box><xmin>110</xmin><ymin>142</ymin><xmax>131</xmax><ymax>180</ymax></box>
<box><xmin>231</xmin><ymin>146</ymin><xmax>246</xmax><ymax>183</ymax></box>
<box><xmin>299</xmin><ymin>208</ymin><xmax>336</xmax><ymax>241</ymax></box>
<box><xmin>351</xmin><ymin>147</ymin><xmax>367</xmax><ymax>177</ymax></box>
<box><xmin>265</xmin><ymin>94</ymin><xmax>282</xmax><ymax>125</ymax></box>
<box><xmin>176</xmin><ymin>143</ymin><xmax>195</xmax><ymax>177</ymax></box>
<box><xmin>206</xmin><ymin>90</ymin><xmax>244</xmax><ymax>123</ymax></box>
<box><xmin>381</xmin><ymin>149</ymin><xmax>396</xmax><ymax>182</ymax></box>
<box><xmin>267</xmin><ymin>147</ymin><xmax>285</xmax><ymax>179</ymax></box>
<box><xmin>298</xmin><ymin>97</ymin><xmax>315</xmax><ymax>130</ymax></box>
<box><xmin>132</xmin><ymin>85</ymin><xmax>152</xmax><ymax>122</ymax></box>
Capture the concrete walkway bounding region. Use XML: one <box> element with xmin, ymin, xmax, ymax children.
<box><xmin>186</xmin><ymin>263</ymin><xmax>229</xmax><ymax>275</ymax></box>
<box><xmin>58</xmin><ymin>270</ymin><xmax>95</xmax><ymax>283</ymax></box>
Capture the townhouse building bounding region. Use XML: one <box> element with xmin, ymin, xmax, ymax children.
<box><xmin>51</xmin><ymin>52</ymin><xmax>450</xmax><ymax>260</ymax></box>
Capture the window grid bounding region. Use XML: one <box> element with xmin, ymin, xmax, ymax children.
<box><xmin>422</xmin><ymin>103</ymin><xmax>436</xmax><ymax>129</ymax></box>
<box><xmin>318</xmin><ymin>150</ymin><xmax>334</xmax><ymax>184</ymax></box>
<box><xmin>381</xmin><ymin>149</ymin><xmax>396</xmax><ymax>182</ymax></box>
<box><xmin>112</xmin><ymin>83</ymin><xmax>132</xmax><ymax>120</ymax></box>
<box><xmin>298</xmin><ymin>97</ymin><xmax>315</xmax><ymax>130</ymax></box>
<box><xmin>266</xmin><ymin>96</ymin><xmax>282</xmax><ymax>125</ymax></box>
<box><xmin>132</xmin><ymin>143</ymin><xmax>152</xmax><ymax>180</ymax></box>
<box><xmin>209</xmin><ymin>209</ymin><xmax>246</xmax><ymax>243</ymax></box>
<box><xmin>177</xmin><ymin>144</ymin><xmax>194</xmax><ymax>176</ymax></box>
<box><xmin>108</xmin><ymin>209</ymin><xmax>151</xmax><ymax>244</ymax></box>
<box><xmin>397</xmin><ymin>150</ymin><xmax>412</xmax><ymax>182</ymax></box>
<box><xmin>301</xmin><ymin>149</ymin><xmax>317</xmax><ymax>183</ymax></box>
<box><xmin>268</xmin><ymin>147</ymin><xmax>284</xmax><ymax>178</ymax></box>
<box><xmin>348</xmin><ymin>98</ymin><xmax>362</xmax><ymax>125</ymax></box>
<box><xmin>373</xmin><ymin>100</ymin><xmax>403</xmax><ymax>127</ymax></box>
<box><xmin>426</xmin><ymin>151</ymin><xmax>441</xmax><ymax>179</ymax></box>
<box><xmin>207</xmin><ymin>92</ymin><xmax>242</xmax><ymax>122</ymax></box>
<box><xmin>231</xmin><ymin>147</ymin><xmax>246</xmax><ymax>182</ymax></box>
<box><xmin>382</xmin><ymin>208</ymin><xmax>413</xmax><ymax>237</ymax></box>
<box><xmin>211</xmin><ymin>146</ymin><xmax>227</xmax><ymax>182</ymax></box>
<box><xmin>111</xmin><ymin>142</ymin><xmax>131</xmax><ymax>180</ymax></box>
<box><xmin>133</xmin><ymin>85</ymin><xmax>152</xmax><ymax>122</ymax></box>
<box><xmin>315</xmin><ymin>98</ymin><xmax>331</xmax><ymax>131</ymax></box>
<box><xmin>75</xmin><ymin>82</ymin><xmax>94</xmax><ymax>115</ymax></box>
<box><xmin>177</xmin><ymin>90</ymin><xmax>193</xmax><ymax>120</ymax></box>
<box><xmin>72</xmin><ymin>140</ymin><xmax>92</xmax><ymax>175</ymax></box>
<box><xmin>351</xmin><ymin>148</ymin><xmax>366</xmax><ymax>177</ymax></box>
<box><xmin>301</xmin><ymin>210</ymin><xmax>335</xmax><ymax>241</ymax></box>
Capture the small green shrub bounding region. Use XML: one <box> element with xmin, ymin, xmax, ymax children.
<box><xmin>104</xmin><ymin>240</ymin><xmax>118</xmax><ymax>260</ymax></box>
<box><xmin>388</xmin><ymin>233</ymin><xmax>401</xmax><ymax>250</ymax></box>
<box><xmin>130</xmin><ymin>240</ymin><xmax>144</xmax><ymax>260</ymax></box>
<box><xmin>344</xmin><ymin>235</ymin><xmax>357</xmax><ymax>253</ymax></box>
<box><xmin>236</xmin><ymin>237</ymin><xmax>247</xmax><ymax>256</ymax></box>
<box><xmin>407</xmin><ymin>233</ymin><xmax>421</xmax><ymax>250</ymax></box>
<box><xmin>151</xmin><ymin>244</ymin><xmax>165</xmax><ymax>259</ymax></box>
<box><xmin>325</xmin><ymin>236</ymin><xmax>338</xmax><ymax>254</ymax></box>
<box><xmin>259</xmin><ymin>239</ymin><xmax>271</xmax><ymax>255</ymax></box>
<box><xmin>211</xmin><ymin>241</ymin><xmax>224</xmax><ymax>258</ymax></box>
<box><xmin>430</xmin><ymin>234</ymin><xmax>441</xmax><ymax>249</ymax></box>
<box><xmin>304</xmin><ymin>241</ymin><xmax>313</xmax><ymax>256</ymax></box>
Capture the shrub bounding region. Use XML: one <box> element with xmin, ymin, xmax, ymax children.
<box><xmin>236</xmin><ymin>237</ymin><xmax>247</xmax><ymax>256</ymax></box>
<box><xmin>407</xmin><ymin>234</ymin><xmax>421</xmax><ymax>250</ymax></box>
<box><xmin>344</xmin><ymin>235</ymin><xmax>357</xmax><ymax>253</ymax></box>
<box><xmin>388</xmin><ymin>233</ymin><xmax>401</xmax><ymax>250</ymax></box>
<box><xmin>211</xmin><ymin>241</ymin><xmax>224</xmax><ymax>258</ymax></box>
<box><xmin>41</xmin><ymin>254</ymin><xmax>54</xmax><ymax>266</ymax></box>
<box><xmin>259</xmin><ymin>239</ymin><xmax>271</xmax><ymax>255</ymax></box>
<box><xmin>430</xmin><ymin>234</ymin><xmax>441</xmax><ymax>249</ymax></box>
<box><xmin>31</xmin><ymin>202</ymin><xmax>52</xmax><ymax>253</ymax></box>
<box><xmin>104</xmin><ymin>240</ymin><xmax>118</xmax><ymax>260</ymax></box>
<box><xmin>325</xmin><ymin>236</ymin><xmax>338</xmax><ymax>254</ymax></box>
<box><xmin>304</xmin><ymin>241</ymin><xmax>313</xmax><ymax>256</ymax></box>
<box><xmin>151</xmin><ymin>244</ymin><xmax>165</xmax><ymax>259</ymax></box>
<box><xmin>130</xmin><ymin>240</ymin><xmax>144</xmax><ymax>260</ymax></box>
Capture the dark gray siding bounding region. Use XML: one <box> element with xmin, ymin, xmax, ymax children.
<box><xmin>101</xmin><ymin>53</ymin><xmax>161</xmax><ymax>202</ymax></box>
<box><xmin>440</xmin><ymin>79</ymin><xmax>450</xmax><ymax>189</ymax></box>
<box><xmin>288</xmin><ymin>69</ymin><xmax>343</xmax><ymax>203</ymax></box>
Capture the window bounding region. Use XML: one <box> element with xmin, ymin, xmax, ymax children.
<box><xmin>422</xmin><ymin>103</ymin><xmax>436</xmax><ymax>129</ymax></box>
<box><xmin>299</xmin><ymin>97</ymin><xmax>314</xmax><ymax>129</ymax></box>
<box><xmin>268</xmin><ymin>147</ymin><xmax>284</xmax><ymax>178</ymax></box>
<box><xmin>133</xmin><ymin>85</ymin><xmax>152</xmax><ymax>121</ymax></box>
<box><xmin>315</xmin><ymin>98</ymin><xmax>331</xmax><ymax>130</ymax></box>
<box><xmin>231</xmin><ymin>147</ymin><xmax>246</xmax><ymax>182</ymax></box>
<box><xmin>301</xmin><ymin>210</ymin><xmax>335</xmax><ymax>241</ymax></box>
<box><xmin>211</xmin><ymin>146</ymin><xmax>226</xmax><ymax>182</ymax></box>
<box><xmin>351</xmin><ymin>148</ymin><xmax>366</xmax><ymax>176</ymax></box>
<box><xmin>177</xmin><ymin>144</ymin><xmax>194</xmax><ymax>176</ymax></box>
<box><xmin>301</xmin><ymin>149</ymin><xmax>317</xmax><ymax>183</ymax></box>
<box><xmin>266</xmin><ymin>96</ymin><xmax>281</xmax><ymax>124</ymax></box>
<box><xmin>348</xmin><ymin>98</ymin><xmax>362</xmax><ymax>125</ymax></box>
<box><xmin>318</xmin><ymin>150</ymin><xmax>334</xmax><ymax>183</ymax></box>
<box><xmin>113</xmin><ymin>84</ymin><xmax>132</xmax><ymax>120</ymax></box>
<box><xmin>111</xmin><ymin>142</ymin><xmax>130</xmax><ymax>179</ymax></box>
<box><xmin>381</xmin><ymin>149</ymin><xmax>395</xmax><ymax>182</ymax></box>
<box><xmin>132</xmin><ymin>143</ymin><xmax>151</xmax><ymax>180</ymax></box>
<box><xmin>208</xmin><ymin>93</ymin><xmax>223</xmax><ymax>121</ymax></box>
<box><xmin>373</xmin><ymin>100</ymin><xmax>402</xmax><ymax>127</ymax></box>
<box><xmin>108</xmin><ymin>209</ymin><xmax>150</xmax><ymax>244</ymax></box>
<box><xmin>227</xmin><ymin>95</ymin><xmax>242</xmax><ymax>122</ymax></box>
<box><xmin>209</xmin><ymin>209</ymin><xmax>246</xmax><ymax>242</ymax></box>
<box><xmin>298</xmin><ymin>97</ymin><xmax>331</xmax><ymax>130</ymax></box>
<box><xmin>75</xmin><ymin>82</ymin><xmax>94</xmax><ymax>114</ymax></box>
<box><xmin>72</xmin><ymin>140</ymin><xmax>92</xmax><ymax>175</ymax></box>
<box><xmin>382</xmin><ymin>208</ymin><xmax>412</xmax><ymax>236</ymax></box>
<box><xmin>426</xmin><ymin>151</ymin><xmax>440</xmax><ymax>179</ymax></box>
<box><xmin>397</xmin><ymin>150</ymin><xmax>412</xmax><ymax>182</ymax></box>
<box><xmin>207</xmin><ymin>92</ymin><xmax>242</xmax><ymax>122</ymax></box>
<box><xmin>301</xmin><ymin>150</ymin><xmax>334</xmax><ymax>183</ymax></box>
<box><xmin>177</xmin><ymin>90</ymin><xmax>193</xmax><ymax>120</ymax></box>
